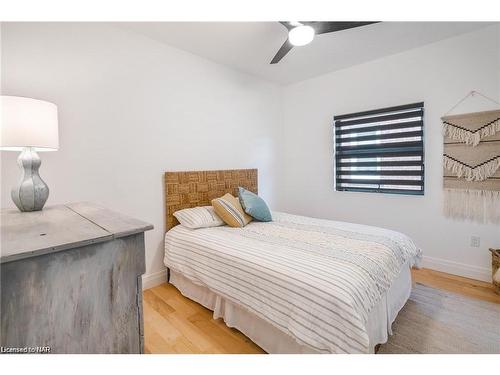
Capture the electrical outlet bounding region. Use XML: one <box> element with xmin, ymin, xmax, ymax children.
<box><xmin>470</xmin><ymin>236</ymin><xmax>480</xmax><ymax>248</ymax></box>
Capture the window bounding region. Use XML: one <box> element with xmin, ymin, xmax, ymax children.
<box><xmin>334</xmin><ymin>102</ymin><xmax>424</xmax><ymax>195</ymax></box>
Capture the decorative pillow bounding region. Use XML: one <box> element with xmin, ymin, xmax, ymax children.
<box><xmin>173</xmin><ymin>206</ymin><xmax>225</xmax><ymax>229</ymax></box>
<box><xmin>238</xmin><ymin>187</ymin><xmax>272</xmax><ymax>222</ymax></box>
<box><xmin>211</xmin><ymin>193</ymin><xmax>252</xmax><ymax>228</ymax></box>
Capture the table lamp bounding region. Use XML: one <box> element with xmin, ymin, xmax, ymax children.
<box><xmin>1</xmin><ymin>95</ymin><xmax>59</xmax><ymax>212</ymax></box>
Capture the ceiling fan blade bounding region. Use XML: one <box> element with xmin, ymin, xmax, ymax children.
<box><xmin>279</xmin><ymin>21</ymin><xmax>294</xmax><ymax>30</ymax></box>
<box><xmin>270</xmin><ymin>21</ymin><xmax>380</xmax><ymax>64</ymax></box>
<box><xmin>302</xmin><ymin>21</ymin><xmax>380</xmax><ymax>35</ymax></box>
<box><xmin>270</xmin><ymin>39</ymin><xmax>293</xmax><ymax>64</ymax></box>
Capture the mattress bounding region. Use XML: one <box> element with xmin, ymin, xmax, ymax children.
<box><xmin>164</xmin><ymin>212</ymin><xmax>422</xmax><ymax>353</ymax></box>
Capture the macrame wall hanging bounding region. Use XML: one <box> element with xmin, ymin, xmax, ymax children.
<box><xmin>442</xmin><ymin>91</ymin><xmax>500</xmax><ymax>224</ymax></box>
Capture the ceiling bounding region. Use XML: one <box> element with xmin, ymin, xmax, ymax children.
<box><xmin>119</xmin><ymin>22</ymin><xmax>493</xmax><ymax>85</ymax></box>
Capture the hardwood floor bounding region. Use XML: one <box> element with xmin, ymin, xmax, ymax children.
<box><xmin>143</xmin><ymin>283</ymin><xmax>265</xmax><ymax>354</ymax></box>
<box><xmin>411</xmin><ymin>268</ymin><xmax>500</xmax><ymax>304</ymax></box>
<box><xmin>143</xmin><ymin>268</ymin><xmax>499</xmax><ymax>354</ymax></box>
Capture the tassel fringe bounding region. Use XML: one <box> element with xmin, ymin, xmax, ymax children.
<box><xmin>442</xmin><ymin>119</ymin><xmax>500</xmax><ymax>146</ymax></box>
<box><xmin>444</xmin><ymin>188</ymin><xmax>500</xmax><ymax>224</ymax></box>
<box><xmin>443</xmin><ymin>156</ymin><xmax>500</xmax><ymax>181</ymax></box>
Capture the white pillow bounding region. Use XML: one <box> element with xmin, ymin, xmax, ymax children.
<box><xmin>173</xmin><ymin>206</ymin><xmax>225</xmax><ymax>229</ymax></box>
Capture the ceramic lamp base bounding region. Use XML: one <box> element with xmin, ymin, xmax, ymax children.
<box><xmin>11</xmin><ymin>147</ymin><xmax>49</xmax><ymax>212</ymax></box>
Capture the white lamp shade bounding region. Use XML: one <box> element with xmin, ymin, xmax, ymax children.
<box><xmin>1</xmin><ymin>96</ymin><xmax>59</xmax><ymax>151</ymax></box>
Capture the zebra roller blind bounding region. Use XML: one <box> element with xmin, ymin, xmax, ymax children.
<box><xmin>334</xmin><ymin>102</ymin><xmax>425</xmax><ymax>195</ymax></box>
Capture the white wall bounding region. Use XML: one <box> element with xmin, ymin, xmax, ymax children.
<box><xmin>0</xmin><ymin>23</ymin><xmax>282</xmax><ymax>287</ymax></box>
<box><xmin>278</xmin><ymin>25</ymin><xmax>500</xmax><ymax>281</ymax></box>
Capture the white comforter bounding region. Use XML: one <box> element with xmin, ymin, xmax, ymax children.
<box><xmin>164</xmin><ymin>212</ymin><xmax>422</xmax><ymax>353</ymax></box>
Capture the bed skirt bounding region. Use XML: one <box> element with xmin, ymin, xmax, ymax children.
<box><xmin>168</xmin><ymin>261</ymin><xmax>412</xmax><ymax>354</ymax></box>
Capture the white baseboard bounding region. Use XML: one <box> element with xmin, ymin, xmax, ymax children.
<box><xmin>422</xmin><ymin>256</ymin><xmax>491</xmax><ymax>282</ymax></box>
<box><xmin>142</xmin><ymin>269</ymin><xmax>168</xmax><ymax>290</ymax></box>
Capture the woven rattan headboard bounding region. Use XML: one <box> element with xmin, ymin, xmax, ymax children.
<box><xmin>164</xmin><ymin>169</ymin><xmax>258</xmax><ymax>230</ymax></box>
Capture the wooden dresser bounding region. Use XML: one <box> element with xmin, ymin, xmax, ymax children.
<box><xmin>0</xmin><ymin>202</ymin><xmax>153</xmax><ymax>354</ymax></box>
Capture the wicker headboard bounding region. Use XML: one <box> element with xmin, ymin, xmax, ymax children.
<box><xmin>164</xmin><ymin>169</ymin><xmax>258</xmax><ymax>230</ymax></box>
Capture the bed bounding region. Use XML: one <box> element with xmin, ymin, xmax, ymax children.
<box><xmin>163</xmin><ymin>169</ymin><xmax>422</xmax><ymax>353</ymax></box>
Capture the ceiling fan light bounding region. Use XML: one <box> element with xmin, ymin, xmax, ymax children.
<box><xmin>288</xmin><ymin>25</ymin><xmax>315</xmax><ymax>46</ymax></box>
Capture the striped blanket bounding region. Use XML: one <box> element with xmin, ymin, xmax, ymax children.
<box><xmin>164</xmin><ymin>212</ymin><xmax>422</xmax><ymax>353</ymax></box>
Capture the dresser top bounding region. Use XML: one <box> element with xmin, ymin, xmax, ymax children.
<box><xmin>1</xmin><ymin>202</ymin><xmax>153</xmax><ymax>263</ymax></box>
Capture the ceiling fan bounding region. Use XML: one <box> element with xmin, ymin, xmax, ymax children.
<box><xmin>270</xmin><ymin>21</ymin><xmax>380</xmax><ymax>64</ymax></box>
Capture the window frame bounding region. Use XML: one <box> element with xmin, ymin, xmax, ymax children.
<box><xmin>334</xmin><ymin>102</ymin><xmax>425</xmax><ymax>196</ymax></box>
